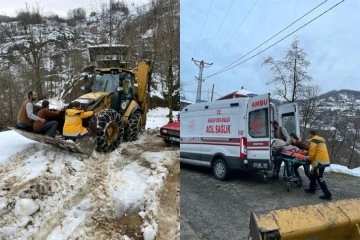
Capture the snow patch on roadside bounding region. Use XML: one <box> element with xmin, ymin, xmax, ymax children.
<box><xmin>0</xmin><ymin>130</ymin><xmax>36</xmax><ymax>167</ymax></box>
<box><xmin>141</xmin><ymin>151</ymin><xmax>177</xmax><ymax>240</ymax></box>
<box><xmin>7</xmin><ymin>154</ymin><xmax>49</xmax><ymax>182</ymax></box>
<box><xmin>110</xmin><ymin>162</ymin><xmax>151</xmax><ymax>217</ymax></box>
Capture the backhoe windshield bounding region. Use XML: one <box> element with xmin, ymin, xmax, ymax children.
<box><xmin>93</xmin><ymin>73</ymin><xmax>119</xmax><ymax>92</ymax></box>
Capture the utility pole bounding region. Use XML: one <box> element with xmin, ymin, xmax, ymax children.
<box><xmin>109</xmin><ymin>0</ymin><xmax>112</xmax><ymax>46</ymax></box>
<box><xmin>211</xmin><ymin>84</ymin><xmax>214</xmax><ymax>101</ymax></box>
<box><xmin>192</xmin><ymin>58</ymin><xmax>213</xmax><ymax>102</ymax></box>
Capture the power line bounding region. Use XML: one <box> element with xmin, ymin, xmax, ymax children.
<box><xmin>205</xmin><ymin>0</ymin><xmax>335</xmax><ymax>79</ymax></box>
<box><xmin>206</xmin><ymin>0</ymin><xmax>329</xmax><ymax>78</ymax></box>
<box><xmin>181</xmin><ymin>81</ymin><xmax>198</xmax><ymax>87</ymax></box>
<box><xmin>181</xmin><ymin>78</ymin><xmax>196</xmax><ymax>84</ymax></box>
<box><xmin>216</xmin><ymin>0</ymin><xmax>258</xmax><ymax>58</ymax></box>
<box><xmin>193</xmin><ymin>0</ymin><xmax>214</xmax><ymax>57</ymax></box>
<box><xmin>203</xmin><ymin>0</ymin><xmax>236</xmax><ymax>59</ymax></box>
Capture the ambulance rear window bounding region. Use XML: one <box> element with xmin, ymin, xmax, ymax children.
<box><xmin>281</xmin><ymin>112</ymin><xmax>295</xmax><ymax>137</ymax></box>
<box><xmin>248</xmin><ymin>108</ymin><xmax>269</xmax><ymax>138</ymax></box>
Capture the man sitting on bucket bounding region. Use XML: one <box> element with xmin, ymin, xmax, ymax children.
<box><xmin>63</xmin><ymin>101</ymin><xmax>94</xmax><ymax>141</ymax></box>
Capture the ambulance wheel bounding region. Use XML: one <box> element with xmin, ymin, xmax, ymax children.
<box><xmin>213</xmin><ymin>158</ymin><xmax>229</xmax><ymax>181</ymax></box>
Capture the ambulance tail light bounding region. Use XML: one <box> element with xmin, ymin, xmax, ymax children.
<box><xmin>240</xmin><ymin>137</ymin><xmax>247</xmax><ymax>159</ymax></box>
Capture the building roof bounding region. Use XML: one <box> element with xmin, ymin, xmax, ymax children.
<box><xmin>217</xmin><ymin>87</ymin><xmax>257</xmax><ymax>100</ymax></box>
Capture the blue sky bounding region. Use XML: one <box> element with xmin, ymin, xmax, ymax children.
<box><xmin>180</xmin><ymin>0</ymin><xmax>360</xmax><ymax>102</ymax></box>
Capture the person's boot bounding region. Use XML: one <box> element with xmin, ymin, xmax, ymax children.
<box><xmin>304</xmin><ymin>188</ymin><xmax>316</xmax><ymax>194</ymax></box>
<box><xmin>318</xmin><ymin>179</ymin><xmax>332</xmax><ymax>200</ymax></box>
<box><xmin>319</xmin><ymin>195</ymin><xmax>332</xmax><ymax>200</ymax></box>
<box><xmin>304</xmin><ymin>180</ymin><xmax>316</xmax><ymax>194</ymax></box>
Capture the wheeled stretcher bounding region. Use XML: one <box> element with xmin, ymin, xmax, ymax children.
<box><xmin>270</xmin><ymin>147</ymin><xmax>308</xmax><ymax>191</ymax></box>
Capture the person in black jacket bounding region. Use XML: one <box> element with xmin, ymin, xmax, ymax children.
<box><xmin>272</xmin><ymin>121</ymin><xmax>291</xmax><ymax>144</ymax></box>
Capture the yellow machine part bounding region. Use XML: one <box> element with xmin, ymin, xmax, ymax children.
<box><xmin>249</xmin><ymin>198</ymin><xmax>360</xmax><ymax>240</ymax></box>
<box><xmin>78</xmin><ymin>92</ymin><xmax>112</xmax><ymax>112</ymax></box>
<box><xmin>80</xmin><ymin>92</ymin><xmax>110</xmax><ymax>99</ymax></box>
<box><xmin>133</xmin><ymin>60</ymin><xmax>151</xmax><ymax>129</ymax></box>
<box><xmin>122</xmin><ymin>100</ymin><xmax>139</xmax><ymax>123</ymax></box>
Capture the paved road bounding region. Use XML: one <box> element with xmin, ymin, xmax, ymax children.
<box><xmin>180</xmin><ymin>163</ymin><xmax>360</xmax><ymax>240</ymax></box>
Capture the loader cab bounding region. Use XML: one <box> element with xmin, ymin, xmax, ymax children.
<box><xmin>118</xmin><ymin>71</ymin><xmax>136</xmax><ymax>115</ymax></box>
<box><xmin>80</xmin><ymin>73</ymin><xmax>94</xmax><ymax>93</ymax></box>
<box><xmin>92</xmin><ymin>69</ymin><xmax>121</xmax><ymax>110</ymax></box>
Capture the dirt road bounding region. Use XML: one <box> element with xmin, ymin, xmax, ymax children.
<box><xmin>180</xmin><ymin>164</ymin><xmax>360</xmax><ymax>240</ymax></box>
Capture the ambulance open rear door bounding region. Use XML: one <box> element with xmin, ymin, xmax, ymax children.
<box><xmin>246</xmin><ymin>93</ymin><xmax>272</xmax><ymax>171</ymax></box>
<box><xmin>277</xmin><ymin>102</ymin><xmax>301</xmax><ymax>139</ymax></box>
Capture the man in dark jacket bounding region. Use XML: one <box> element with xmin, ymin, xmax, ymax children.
<box><xmin>272</xmin><ymin>121</ymin><xmax>290</xmax><ymax>144</ymax></box>
<box><xmin>17</xmin><ymin>91</ymin><xmax>45</xmax><ymax>131</ymax></box>
<box><xmin>33</xmin><ymin>100</ymin><xmax>61</xmax><ymax>137</ymax></box>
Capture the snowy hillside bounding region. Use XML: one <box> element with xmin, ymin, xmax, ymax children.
<box><xmin>0</xmin><ymin>108</ymin><xmax>179</xmax><ymax>240</ymax></box>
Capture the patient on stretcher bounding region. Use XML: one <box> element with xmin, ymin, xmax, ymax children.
<box><xmin>270</xmin><ymin>138</ymin><xmax>309</xmax><ymax>180</ymax></box>
<box><xmin>271</xmin><ymin>138</ymin><xmax>307</xmax><ymax>159</ymax></box>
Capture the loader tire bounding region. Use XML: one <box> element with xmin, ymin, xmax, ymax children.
<box><xmin>96</xmin><ymin>109</ymin><xmax>124</xmax><ymax>152</ymax></box>
<box><xmin>124</xmin><ymin>111</ymin><xmax>142</xmax><ymax>142</ymax></box>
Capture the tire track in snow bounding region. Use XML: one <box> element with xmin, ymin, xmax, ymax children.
<box><xmin>0</xmin><ymin>147</ymin><xmax>92</xmax><ymax>239</ymax></box>
<box><xmin>33</xmin><ymin>152</ymin><xmax>99</xmax><ymax>239</ymax></box>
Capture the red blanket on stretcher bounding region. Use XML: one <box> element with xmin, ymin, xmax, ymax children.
<box><xmin>281</xmin><ymin>150</ymin><xmax>307</xmax><ymax>160</ymax></box>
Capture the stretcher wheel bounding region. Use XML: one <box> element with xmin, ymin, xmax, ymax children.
<box><xmin>296</xmin><ymin>179</ymin><xmax>302</xmax><ymax>187</ymax></box>
<box><xmin>263</xmin><ymin>174</ymin><xmax>269</xmax><ymax>183</ymax></box>
<box><xmin>286</xmin><ymin>182</ymin><xmax>290</xmax><ymax>192</ymax></box>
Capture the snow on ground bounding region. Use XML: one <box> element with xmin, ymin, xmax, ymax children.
<box><xmin>146</xmin><ymin>107</ymin><xmax>178</xmax><ymax>131</ymax></box>
<box><xmin>0</xmin><ymin>107</ymin><xmax>179</xmax><ymax>240</ymax></box>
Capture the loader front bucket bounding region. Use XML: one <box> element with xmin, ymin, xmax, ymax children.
<box><xmin>74</xmin><ymin>115</ymin><xmax>97</xmax><ymax>155</ymax></box>
<box><xmin>249</xmin><ymin>198</ymin><xmax>360</xmax><ymax>240</ymax></box>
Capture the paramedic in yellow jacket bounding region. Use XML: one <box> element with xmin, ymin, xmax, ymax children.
<box><xmin>304</xmin><ymin>130</ymin><xmax>332</xmax><ymax>200</ymax></box>
<box><xmin>63</xmin><ymin>101</ymin><xmax>94</xmax><ymax>141</ymax></box>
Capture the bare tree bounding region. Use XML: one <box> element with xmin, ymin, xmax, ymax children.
<box><xmin>348</xmin><ymin>120</ymin><xmax>360</xmax><ymax>168</ymax></box>
<box><xmin>263</xmin><ymin>39</ymin><xmax>312</xmax><ymax>102</ymax></box>
<box><xmin>0</xmin><ymin>60</ymin><xmax>19</xmax><ymax>130</ymax></box>
<box><xmin>150</xmin><ymin>0</ymin><xmax>180</xmax><ymax>122</ymax></box>
<box><xmin>299</xmin><ymin>84</ymin><xmax>320</xmax><ymax>138</ymax></box>
<box><xmin>0</xmin><ymin>5</ymin><xmax>52</xmax><ymax>99</ymax></box>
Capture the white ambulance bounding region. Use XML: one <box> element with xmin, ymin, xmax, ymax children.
<box><xmin>180</xmin><ymin>93</ymin><xmax>300</xmax><ymax>180</ymax></box>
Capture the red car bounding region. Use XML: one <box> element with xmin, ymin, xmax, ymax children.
<box><xmin>159</xmin><ymin>120</ymin><xmax>180</xmax><ymax>144</ymax></box>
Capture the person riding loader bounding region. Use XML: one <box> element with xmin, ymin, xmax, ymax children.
<box><xmin>63</xmin><ymin>101</ymin><xmax>94</xmax><ymax>141</ymax></box>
